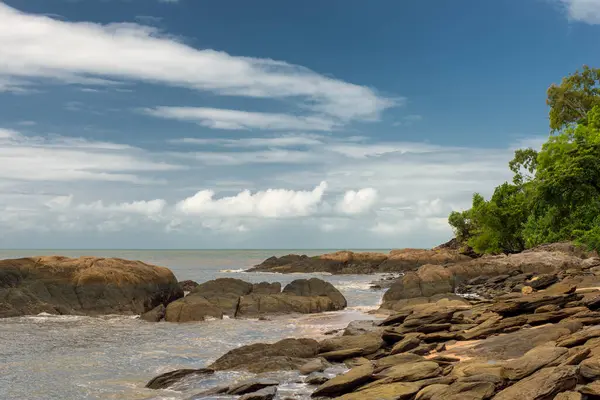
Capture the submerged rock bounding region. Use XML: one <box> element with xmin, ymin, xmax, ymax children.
<box><xmin>0</xmin><ymin>256</ymin><xmax>183</xmax><ymax>318</ymax></box>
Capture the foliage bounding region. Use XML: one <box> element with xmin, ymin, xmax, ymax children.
<box><xmin>547</xmin><ymin>65</ymin><xmax>600</xmax><ymax>131</ymax></box>
<box><xmin>449</xmin><ymin>67</ymin><xmax>600</xmax><ymax>253</ymax></box>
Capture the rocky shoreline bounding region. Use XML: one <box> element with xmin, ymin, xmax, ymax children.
<box><xmin>5</xmin><ymin>243</ymin><xmax>600</xmax><ymax>399</ymax></box>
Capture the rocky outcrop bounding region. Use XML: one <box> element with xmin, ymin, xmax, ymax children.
<box><xmin>164</xmin><ymin>278</ymin><xmax>347</xmax><ymax>322</ymax></box>
<box><xmin>0</xmin><ymin>256</ymin><xmax>183</xmax><ymax>318</ymax></box>
<box><xmin>247</xmin><ymin>249</ymin><xmax>471</xmax><ymax>274</ymax></box>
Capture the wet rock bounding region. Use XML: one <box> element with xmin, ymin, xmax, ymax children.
<box><xmin>0</xmin><ymin>256</ymin><xmax>183</xmax><ymax>318</ymax></box>
<box><xmin>305</xmin><ymin>372</ymin><xmax>329</xmax><ymax>385</ymax></box>
<box><xmin>319</xmin><ymin>332</ymin><xmax>384</xmax><ymax>356</ymax></box>
<box><xmin>493</xmin><ymin>366</ymin><xmax>578</xmax><ymax>400</ymax></box>
<box><xmin>228</xmin><ymin>378</ymin><xmax>279</xmax><ymax>395</ymax></box>
<box><xmin>164</xmin><ymin>295</ymin><xmax>224</xmax><ymax>323</ymax></box>
<box><xmin>145</xmin><ymin>368</ymin><xmax>213</xmax><ymax>389</ymax></box>
<box><xmin>237</xmin><ymin>293</ymin><xmax>341</xmax><ymax>317</ymax></box>
<box><xmin>209</xmin><ymin>338</ymin><xmax>319</xmax><ymax>372</ymax></box>
<box><xmin>239</xmin><ymin>386</ymin><xmax>277</xmax><ymax>400</ymax></box>
<box><xmin>311</xmin><ymin>363</ymin><xmax>374</xmax><ymax>397</ymax></box>
<box><xmin>191</xmin><ymin>278</ymin><xmax>253</xmax><ymax>317</ymax></box>
<box><xmin>140</xmin><ymin>304</ymin><xmax>165</xmax><ymax>322</ymax></box>
<box><xmin>299</xmin><ymin>358</ymin><xmax>329</xmax><ymax>375</ymax></box>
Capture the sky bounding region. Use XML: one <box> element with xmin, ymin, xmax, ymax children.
<box><xmin>1</xmin><ymin>0</ymin><xmax>600</xmax><ymax>249</ymax></box>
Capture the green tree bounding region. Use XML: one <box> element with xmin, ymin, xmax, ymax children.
<box><xmin>547</xmin><ymin>65</ymin><xmax>600</xmax><ymax>131</ymax></box>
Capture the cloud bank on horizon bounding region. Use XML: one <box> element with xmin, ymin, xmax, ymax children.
<box><xmin>0</xmin><ymin>1</ymin><xmax>594</xmax><ymax>248</ymax></box>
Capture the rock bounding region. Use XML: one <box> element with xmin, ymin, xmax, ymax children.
<box><xmin>382</xmin><ymin>265</ymin><xmax>455</xmax><ymax>302</ymax></box>
<box><xmin>553</xmin><ymin>392</ymin><xmax>582</xmax><ymax>400</ymax></box>
<box><xmin>237</xmin><ymin>293</ymin><xmax>341</xmax><ymax>317</ymax></box>
<box><xmin>239</xmin><ymin>386</ymin><xmax>277</xmax><ymax>400</ymax></box>
<box><xmin>0</xmin><ymin>256</ymin><xmax>183</xmax><ymax>318</ymax></box>
<box><xmin>282</xmin><ymin>278</ymin><xmax>347</xmax><ymax>309</ymax></box>
<box><xmin>164</xmin><ymin>295</ymin><xmax>224</xmax><ymax>322</ymax></box>
<box><xmin>379</xmin><ymin>310</ymin><xmax>412</xmax><ymax>326</ymax></box>
<box><xmin>140</xmin><ymin>304</ymin><xmax>166</xmax><ymax>322</ymax></box>
<box><xmin>535</xmin><ymin>304</ymin><xmax>561</xmax><ymax>313</ymax></box>
<box><xmin>488</xmin><ymin>292</ymin><xmax>580</xmax><ymax>316</ymax></box>
<box><xmin>251</xmin><ymin>282</ymin><xmax>281</xmax><ymax>294</ymax></box>
<box><xmin>335</xmin><ymin>382</ymin><xmax>421</xmax><ymax>400</ymax></box>
<box><xmin>299</xmin><ymin>358</ymin><xmax>329</xmax><ymax>374</ymax></box>
<box><xmin>145</xmin><ymin>368</ymin><xmax>213</xmax><ymax>389</ymax></box>
<box><xmin>391</xmin><ymin>336</ymin><xmax>422</xmax><ymax>354</ymax></box>
<box><xmin>502</xmin><ymin>346</ymin><xmax>568</xmax><ymax>380</ymax></box>
<box><xmin>556</xmin><ymin>327</ymin><xmax>600</xmax><ymax>347</ymax></box>
<box><xmin>319</xmin><ymin>332</ymin><xmax>384</xmax><ymax>356</ymax></box>
<box><xmin>579</xmin><ymin>381</ymin><xmax>600</xmax><ymax>396</ymax></box>
<box><xmin>319</xmin><ymin>348</ymin><xmax>365</xmax><ymax>361</ymax></box>
<box><xmin>228</xmin><ymin>378</ymin><xmax>279</xmax><ymax>395</ymax></box>
<box><xmin>191</xmin><ymin>278</ymin><xmax>253</xmax><ymax>317</ymax></box>
<box><xmin>344</xmin><ymin>320</ymin><xmax>384</xmax><ymax>336</ymax></box>
<box><xmin>526</xmin><ymin>274</ymin><xmax>558</xmax><ymax>290</ymax></box>
<box><xmin>305</xmin><ymin>372</ymin><xmax>329</xmax><ymax>385</ymax></box>
<box><xmin>578</xmin><ymin>356</ymin><xmax>600</xmax><ymax>379</ymax></box>
<box><xmin>312</xmin><ymin>363</ymin><xmax>374</xmax><ymax>397</ymax></box>
<box><xmin>248</xmin><ymin>249</ymin><xmax>470</xmax><ymax>275</ymax></box>
<box><xmin>374</xmin><ymin>361</ymin><xmax>442</xmax><ymax>382</ymax></box>
<box><xmin>209</xmin><ymin>338</ymin><xmax>319</xmax><ymax>372</ymax></box>
<box><xmin>374</xmin><ymin>353</ymin><xmax>425</xmax><ymax>370</ymax></box>
<box><xmin>178</xmin><ymin>280</ymin><xmax>199</xmax><ymax>292</ymax></box>
<box><xmin>415</xmin><ymin>381</ymin><xmax>496</xmax><ymax>400</ymax></box>
<box><xmin>492</xmin><ymin>366</ymin><xmax>578</xmax><ymax>400</ymax></box>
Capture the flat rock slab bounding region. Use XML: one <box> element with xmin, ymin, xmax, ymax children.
<box><xmin>228</xmin><ymin>379</ymin><xmax>279</xmax><ymax>395</ymax></box>
<box><xmin>312</xmin><ymin>363</ymin><xmax>374</xmax><ymax>397</ymax></box>
<box><xmin>145</xmin><ymin>368</ymin><xmax>214</xmax><ymax>389</ymax></box>
<box><xmin>239</xmin><ymin>386</ymin><xmax>277</xmax><ymax>400</ymax></box>
<box><xmin>336</xmin><ymin>381</ymin><xmax>421</xmax><ymax>400</ymax></box>
<box><xmin>492</xmin><ymin>366</ymin><xmax>577</xmax><ymax>400</ymax></box>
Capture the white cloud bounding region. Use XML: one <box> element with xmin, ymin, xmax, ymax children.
<box><xmin>0</xmin><ymin>128</ymin><xmax>182</xmax><ymax>183</ymax></box>
<box><xmin>0</xmin><ymin>3</ymin><xmax>393</xmax><ymax>122</ymax></box>
<box><xmin>336</xmin><ymin>188</ymin><xmax>378</xmax><ymax>215</ymax></box>
<box><xmin>143</xmin><ymin>107</ymin><xmax>338</xmax><ymax>131</ymax></box>
<box><xmin>559</xmin><ymin>0</ymin><xmax>600</xmax><ymax>23</ymax></box>
<box><xmin>171</xmin><ymin>134</ymin><xmax>325</xmax><ymax>148</ymax></box>
<box><xmin>77</xmin><ymin>199</ymin><xmax>167</xmax><ymax>216</ymax></box>
<box><xmin>416</xmin><ymin>198</ymin><xmax>444</xmax><ymax>217</ymax></box>
<box><xmin>176</xmin><ymin>181</ymin><xmax>328</xmax><ymax>218</ymax></box>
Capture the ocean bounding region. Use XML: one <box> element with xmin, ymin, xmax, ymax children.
<box><xmin>0</xmin><ymin>249</ymin><xmax>391</xmax><ymax>400</ymax></box>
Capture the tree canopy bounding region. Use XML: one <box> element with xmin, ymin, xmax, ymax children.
<box><xmin>449</xmin><ymin>66</ymin><xmax>600</xmax><ymax>254</ymax></box>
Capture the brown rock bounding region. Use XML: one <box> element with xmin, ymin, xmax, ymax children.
<box><xmin>416</xmin><ymin>381</ymin><xmax>496</xmax><ymax>400</ymax></box>
<box><xmin>145</xmin><ymin>368</ymin><xmax>213</xmax><ymax>389</ymax></box>
<box><xmin>164</xmin><ymin>295</ymin><xmax>224</xmax><ymax>322</ymax></box>
<box><xmin>579</xmin><ymin>356</ymin><xmax>600</xmax><ymax>379</ymax></box>
<box><xmin>209</xmin><ymin>338</ymin><xmax>319</xmax><ymax>372</ymax></box>
<box><xmin>492</xmin><ymin>366</ymin><xmax>577</xmax><ymax>400</ymax></box>
<box><xmin>251</xmin><ymin>282</ymin><xmax>281</xmax><ymax>294</ymax></box>
<box><xmin>556</xmin><ymin>328</ymin><xmax>600</xmax><ymax>347</ymax></box>
<box><xmin>311</xmin><ymin>363</ymin><xmax>374</xmax><ymax>397</ymax></box>
<box><xmin>502</xmin><ymin>346</ymin><xmax>568</xmax><ymax>380</ymax></box>
<box><xmin>391</xmin><ymin>336</ymin><xmax>422</xmax><ymax>354</ymax></box>
<box><xmin>553</xmin><ymin>392</ymin><xmax>582</xmax><ymax>400</ymax></box>
<box><xmin>140</xmin><ymin>304</ymin><xmax>166</xmax><ymax>322</ymax></box>
<box><xmin>282</xmin><ymin>278</ymin><xmax>347</xmax><ymax>309</ymax></box>
<box><xmin>336</xmin><ymin>381</ymin><xmax>421</xmax><ymax>400</ymax></box>
<box><xmin>374</xmin><ymin>361</ymin><xmax>442</xmax><ymax>382</ymax></box>
<box><xmin>319</xmin><ymin>332</ymin><xmax>384</xmax><ymax>356</ymax></box>
<box><xmin>319</xmin><ymin>348</ymin><xmax>365</xmax><ymax>361</ymax></box>
<box><xmin>579</xmin><ymin>381</ymin><xmax>600</xmax><ymax>396</ymax></box>
<box><xmin>0</xmin><ymin>256</ymin><xmax>183</xmax><ymax>318</ymax></box>
<box><xmin>299</xmin><ymin>358</ymin><xmax>329</xmax><ymax>375</ymax></box>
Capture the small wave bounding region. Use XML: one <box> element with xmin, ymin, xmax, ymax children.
<box><xmin>334</xmin><ymin>281</ymin><xmax>374</xmax><ymax>291</ymax></box>
<box><xmin>219</xmin><ymin>268</ymin><xmax>248</xmax><ymax>273</ymax></box>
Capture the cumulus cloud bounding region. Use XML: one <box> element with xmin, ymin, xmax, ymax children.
<box><xmin>176</xmin><ymin>181</ymin><xmax>328</xmax><ymax>218</ymax></box>
<box><xmin>336</xmin><ymin>188</ymin><xmax>378</xmax><ymax>215</ymax></box>
<box><xmin>143</xmin><ymin>107</ymin><xmax>338</xmax><ymax>131</ymax></box>
<box><xmin>559</xmin><ymin>0</ymin><xmax>600</xmax><ymax>24</ymax></box>
<box><xmin>0</xmin><ymin>3</ymin><xmax>393</xmax><ymax>122</ymax></box>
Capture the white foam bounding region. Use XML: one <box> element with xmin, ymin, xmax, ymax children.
<box><xmin>219</xmin><ymin>268</ymin><xmax>248</xmax><ymax>273</ymax></box>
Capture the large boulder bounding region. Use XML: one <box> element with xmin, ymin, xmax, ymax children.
<box><xmin>282</xmin><ymin>278</ymin><xmax>347</xmax><ymax>309</ymax></box>
<box><xmin>0</xmin><ymin>256</ymin><xmax>183</xmax><ymax>318</ymax></box>
<box><xmin>166</xmin><ymin>277</ymin><xmax>347</xmax><ymax>322</ymax></box>
<box><xmin>209</xmin><ymin>338</ymin><xmax>319</xmax><ymax>372</ymax></box>
<box><xmin>382</xmin><ymin>265</ymin><xmax>455</xmax><ymax>304</ymax></box>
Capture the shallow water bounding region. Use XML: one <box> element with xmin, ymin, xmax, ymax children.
<box><xmin>0</xmin><ymin>249</ymin><xmax>389</xmax><ymax>400</ymax></box>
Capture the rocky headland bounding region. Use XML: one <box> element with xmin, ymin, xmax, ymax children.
<box><xmin>144</xmin><ymin>242</ymin><xmax>600</xmax><ymax>400</ymax></box>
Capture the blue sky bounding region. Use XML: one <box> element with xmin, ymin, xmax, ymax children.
<box><xmin>0</xmin><ymin>0</ymin><xmax>599</xmax><ymax>249</ymax></box>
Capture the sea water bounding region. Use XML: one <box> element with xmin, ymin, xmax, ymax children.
<box><xmin>0</xmin><ymin>249</ymin><xmax>390</xmax><ymax>400</ymax></box>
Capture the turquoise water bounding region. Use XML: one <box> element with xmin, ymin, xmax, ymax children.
<box><xmin>0</xmin><ymin>249</ymin><xmax>390</xmax><ymax>400</ymax></box>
